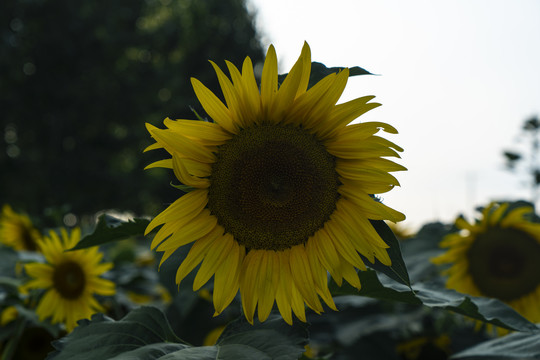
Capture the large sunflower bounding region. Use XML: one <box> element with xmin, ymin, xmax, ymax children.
<box><xmin>432</xmin><ymin>202</ymin><xmax>540</xmax><ymax>329</ymax></box>
<box><xmin>24</xmin><ymin>227</ymin><xmax>115</xmax><ymax>332</ymax></box>
<box><xmin>145</xmin><ymin>42</ymin><xmax>405</xmax><ymax>324</ymax></box>
<box><xmin>0</xmin><ymin>204</ymin><xmax>41</xmax><ymax>251</ymax></box>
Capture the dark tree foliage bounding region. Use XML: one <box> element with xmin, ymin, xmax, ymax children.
<box><xmin>0</xmin><ymin>0</ymin><xmax>264</xmax><ymax>220</ymax></box>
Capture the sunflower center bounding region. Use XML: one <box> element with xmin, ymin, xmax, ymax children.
<box><xmin>208</xmin><ymin>124</ymin><xmax>340</xmax><ymax>251</ymax></box>
<box><xmin>466</xmin><ymin>227</ymin><xmax>540</xmax><ymax>301</ymax></box>
<box><xmin>52</xmin><ymin>260</ymin><xmax>86</xmax><ymax>299</ymax></box>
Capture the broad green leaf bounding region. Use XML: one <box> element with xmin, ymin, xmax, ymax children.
<box><xmin>157</xmin><ymin>346</ymin><xmax>218</xmax><ymax>360</ymax></box>
<box><xmin>47</xmin><ymin>308</ymin><xmax>308</xmax><ymax>360</ymax></box>
<box><xmin>365</xmin><ymin>220</ymin><xmax>411</xmax><ymax>287</ymax></box>
<box><xmin>330</xmin><ymin>270</ymin><xmax>539</xmax><ymax>333</ymax></box>
<box><xmin>452</xmin><ymin>330</ymin><xmax>540</xmax><ymax>359</ymax></box>
<box><xmin>216</xmin><ymin>314</ymin><xmax>309</xmax><ymax>360</ymax></box>
<box><xmin>108</xmin><ymin>344</ymin><xmax>192</xmax><ymax>360</ymax></box>
<box><xmin>71</xmin><ymin>214</ymin><xmax>150</xmax><ymax>250</ymax></box>
<box><xmin>46</xmin><ymin>307</ymin><xmax>184</xmax><ymax>360</ymax></box>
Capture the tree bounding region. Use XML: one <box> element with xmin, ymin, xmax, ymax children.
<box><xmin>0</xmin><ymin>0</ymin><xmax>265</xmax><ymax>219</ymax></box>
<box><xmin>503</xmin><ymin>115</ymin><xmax>540</xmax><ymax>203</ymax></box>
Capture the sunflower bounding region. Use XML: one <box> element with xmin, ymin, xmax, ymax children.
<box><xmin>24</xmin><ymin>227</ymin><xmax>115</xmax><ymax>332</ymax></box>
<box><xmin>144</xmin><ymin>42</ymin><xmax>405</xmax><ymax>324</ymax></box>
<box><xmin>0</xmin><ymin>204</ymin><xmax>41</xmax><ymax>251</ymax></box>
<box><xmin>432</xmin><ymin>202</ymin><xmax>540</xmax><ymax>331</ymax></box>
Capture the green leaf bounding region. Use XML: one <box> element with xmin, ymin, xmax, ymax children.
<box><xmin>329</xmin><ymin>269</ymin><xmax>420</xmax><ymax>305</ymax></box>
<box><xmin>307</xmin><ymin>62</ymin><xmax>373</xmax><ymax>88</ymax></box>
<box><xmin>330</xmin><ymin>270</ymin><xmax>539</xmax><ymax>333</ymax></box>
<box><xmin>47</xmin><ymin>307</ymin><xmax>308</xmax><ymax>360</ymax></box>
<box><xmin>216</xmin><ymin>314</ymin><xmax>309</xmax><ymax>360</ymax></box>
<box><xmin>365</xmin><ymin>220</ymin><xmax>411</xmax><ymax>287</ymax></box>
<box><xmin>278</xmin><ymin>61</ymin><xmax>374</xmax><ymax>90</ymax></box>
<box><xmin>70</xmin><ymin>214</ymin><xmax>150</xmax><ymax>250</ymax></box>
<box><xmin>451</xmin><ymin>330</ymin><xmax>540</xmax><ymax>359</ymax></box>
<box><xmin>108</xmin><ymin>344</ymin><xmax>194</xmax><ymax>360</ymax></box>
<box><xmin>46</xmin><ymin>307</ymin><xmax>184</xmax><ymax>360</ymax></box>
<box><xmin>412</xmin><ymin>281</ymin><xmax>539</xmax><ymax>333</ymax></box>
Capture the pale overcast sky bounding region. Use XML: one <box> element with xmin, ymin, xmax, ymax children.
<box><xmin>247</xmin><ymin>0</ymin><xmax>540</xmax><ymax>230</ymax></box>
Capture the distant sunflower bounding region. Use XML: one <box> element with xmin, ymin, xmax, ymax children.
<box><xmin>0</xmin><ymin>204</ymin><xmax>41</xmax><ymax>251</ymax></box>
<box><xmin>145</xmin><ymin>42</ymin><xmax>405</xmax><ymax>324</ymax></box>
<box><xmin>432</xmin><ymin>202</ymin><xmax>540</xmax><ymax>330</ymax></box>
<box><xmin>24</xmin><ymin>227</ymin><xmax>115</xmax><ymax>332</ymax></box>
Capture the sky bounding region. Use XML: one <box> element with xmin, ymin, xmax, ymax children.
<box><xmin>247</xmin><ymin>0</ymin><xmax>540</xmax><ymax>230</ymax></box>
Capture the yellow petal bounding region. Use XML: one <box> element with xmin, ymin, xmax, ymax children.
<box><xmin>213</xmin><ymin>241</ymin><xmax>244</xmax><ymax>314</ymax></box>
<box><xmin>339</xmin><ymin>258</ymin><xmax>362</xmax><ymax>290</ymax></box>
<box><xmin>272</xmin><ymin>54</ymin><xmax>305</xmax><ymax>122</ymax></box>
<box><xmin>226</xmin><ymin>60</ymin><xmax>257</xmax><ymax>127</ymax></box>
<box><xmin>324</xmin><ymin>220</ymin><xmax>367</xmax><ymax>271</ymax></box>
<box><xmin>289</xmin><ymin>245</ymin><xmax>323</xmax><ymax>313</ymax></box>
<box><xmin>191</xmin><ymin>77</ymin><xmax>236</xmax><ymax>133</ymax></box>
<box><xmin>175</xmin><ymin>226</ymin><xmax>224</xmax><ymax>285</ymax></box>
<box><xmin>337</xmin><ymin>157</ymin><xmax>407</xmax><ymax>174</ymax></box>
<box><xmin>241</xmin><ymin>56</ymin><xmax>262</xmax><ymax>122</ymax></box>
<box><xmin>146</xmin><ymin>189</ymin><xmax>208</xmax><ymax>237</ymax></box>
<box><xmin>306</xmin><ymin>244</ymin><xmax>337</xmax><ymax>311</ymax></box>
<box><xmin>148</xmin><ymin>124</ymin><xmax>216</xmax><ymax>163</ymax></box>
<box><xmin>164</xmin><ymin>118</ymin><xmax>232</xmax><ymax>145</ymax></box>
<box><xmin>290</xmin><ymin>281</ymin><xmax>307</xmax><ymax>321</ymax></box>
<box><xmin>257</xmin><ymin>251</ymin><xmax>280</xmax><ymax>322</ymax></box>
<box><xmin>319</xmin><ymin>97</ymin><xmax>380</xmax><ymax>139</ymax></box>
<box><xmin>295</xmin><ymin>41</ymin><xmax>312</xmax><ymax>98</ymax></box>
<box><xmin>309</xmin><ymin>228</ymin><xmax>343</xmax><ymax>285</ymax></box>
<box><xmin>157</xmin><ymin>210</ymin><xmax>218</xmax><ymax>264</ymax></box>
<box><xmin>275</xmin><ymin>251</ymin><xmax>293</xmax><ymax>325</ymax></box>
<box><xmin>209</xmin><ymin>60</ymin><xmax>243</xmax><ymax>132</ymax></box>
<box><xmin>172</xmin><ymin>155</ymin><xmax>210</xmax><ymax>188</ymax></box>
<box><xmin>260</xmin><ymin>45</ymin><xmax>278</xmax><ymax>114</ymax></box>
<box><xmin>144</xmin><ymin>158</ymin><xmax>173</xmax><ymax>170</ymax></box>
<box><xmin>193</xmin><ymin>231</ymin><xmax>234</xmax><ymax>291</ymax></box>
<box><xmin>239</xmin><ymin>250</ymin><xmax>263</xmax><ymax>324</ymax></box>
<box><xmin>338</xmin><ymin>184</ymin><xmax>405</xmax><ymax>222</ymax></box>
<box><xmin>326</xmin><ymin>135</ymin><xmax>402</xmax><ymax>160</ymax></box>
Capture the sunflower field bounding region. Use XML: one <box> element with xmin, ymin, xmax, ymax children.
<box><xmin>2</xmin><ymin>1</ymin><xmax>540</xmax><ymax>359</ymax></box>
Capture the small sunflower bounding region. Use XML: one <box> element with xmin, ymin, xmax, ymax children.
<box><xmin>396</xmin><ymin>335</ymin><xmax>451</xmax><ymax>360</ymax></box>
<box><xmin>145</xmin><ymin>42</ymin><xmax>405</xmax><ymax>324</ymax></box>
<box><xmin>24</xmin><ymin>227</ymin><xmax>115</xmax><ymax>332</ymax></box>
<box><xmin>432</xmin><ymin>202</ymin><xmax>540</xmax><ymax>330</ymax></box>
<box><xmin>0</xmin><ymin>204</ymin><xmax>41</xmax><ymax>251</ymax></box>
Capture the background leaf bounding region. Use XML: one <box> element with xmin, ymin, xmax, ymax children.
<box><xmin>278</xmin><ymin>61</ymin><xmax>373</xmax><ymax>90</ymax></box>
<box><xmin>451</xmin><ymin>330</ymin><xmax>540</xmax><ymax>359</ymax></box>
<box><xmin>71</xmin><ymin>214</ymin><xmax>150</xmax><ymax>250</ymax></box>
<box><xmin>330</xmin><ymin>270</ymin><xmax>539</xmax><ymax>333</ymax></box>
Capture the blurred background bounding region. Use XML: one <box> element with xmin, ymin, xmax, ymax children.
<box><xmin>1</xmin><ymin>0</ymin><xmax>265</xmax><ymax>225</ymax></box>
<box><xmin>2</xmin><ymin>0</ymin><xmax>540</xmax><ymax>230</ymax></box>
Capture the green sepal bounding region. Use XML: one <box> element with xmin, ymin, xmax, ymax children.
<box><xmin>70</xmin><ymin>214</ymin><xmax>150</xmax><ymax>250</ymax></box>
<box><xmin>170</xmin><ymin>182</ymin><xmax>196</xmax><ymax>193</ymax></box>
